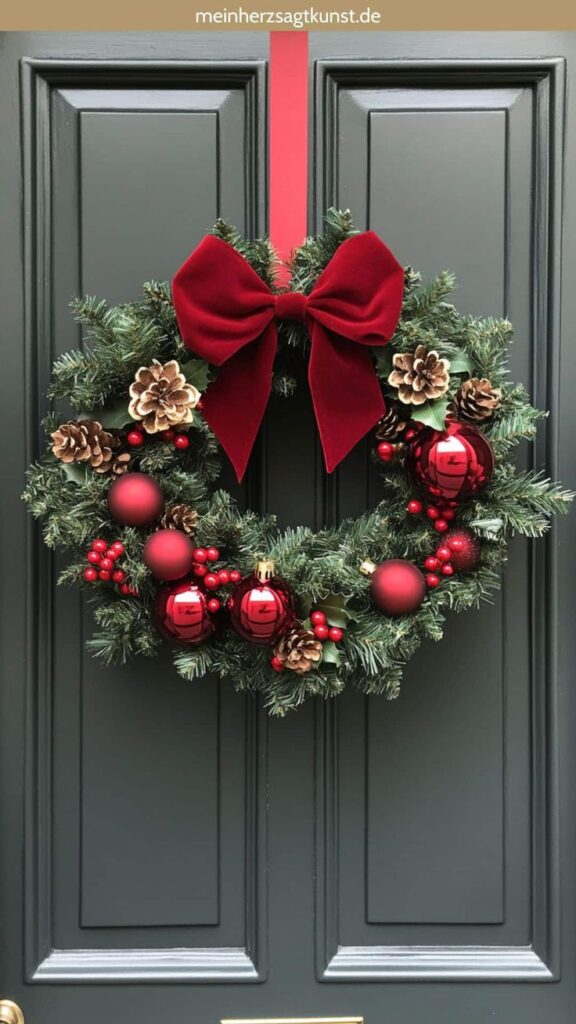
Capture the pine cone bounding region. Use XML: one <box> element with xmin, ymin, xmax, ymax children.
<box><xmin>375</xmin><ymin>403</ymin><xmax>409</xmax><ymax>441</ymax></box>
<box><xmin>51</xmin><ymin>420</ymin><xmax>122</xmax><ymax>474</ymax></box>
<box><xmin>129</xmin><ymin>360</ymin><xmax>200</xmax><ymax>434</ymax></box>
<box><xmin>451</xmin><ymin>377</ymin><xmax>502</xmax><ymax>423</ymax></box>
<box><xmin>161</xmin><ymin>503</ymin><xmax>198</xmax><ymax>536</ymax></box>
<box><xmin>388</xmin><ymin>345</ymin><xmax>450</xmax><ymax>406</ymax></box>
<box><xmin>109</xmin><ymin>452</ymin><xmax>132</xmax><ymax>477</ymax></box>
<box><xmin>274</xmin><ymin>626</ymin><xmax>323</xmax><ymax>675</ymax></box>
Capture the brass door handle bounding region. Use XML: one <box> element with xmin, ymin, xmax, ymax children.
<box><xmin>0</xmin><ymin>1001</ymin><xmax>24</xmax><ymax>1024</ymax></box>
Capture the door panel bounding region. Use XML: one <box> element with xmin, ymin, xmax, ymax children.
<box><xmin>1</xmin><ymin>29</ymin><xmax>576</xmax><ymax>1024</ymax></box>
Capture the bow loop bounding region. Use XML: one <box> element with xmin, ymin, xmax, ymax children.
<box><xmin>172</xmin><ymin>231</ymin><xmax>404</xmax><ymax>481</ymax></box>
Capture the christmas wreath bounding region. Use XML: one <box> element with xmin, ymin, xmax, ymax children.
<box><xmin>23</xmin><ymin>210</ymin><xmax>573</xmax><ymax>715</ymax></box>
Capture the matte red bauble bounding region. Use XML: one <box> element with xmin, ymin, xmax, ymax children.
<box><xmin>153</xmin><ymin>580</ymin><xmax>216</xmax><ymax>645</ymax></box>
<box><xmin>143</xmin><ymin>529</ymin><xmax>195</xmax><ymax>581</ymax></box>
<box><xmin>361</xmin><ymin>558</ymin><xmax>426</xmax><ymax>616</ymax></box>
<box><xmin>408</xmin><ymin>421</ymin><xmax>494</xmax><ymax>502</ymax></box>
<box><xmin>107</xmin><ymin>472</ymin><xmax>164</xmax><ymax>526</ymax></box>
<box><xmin>228</xmin><ymin>561</ymin><xmax>294</xmax><ymax>644</ymax></box>
<box><xmin>445</xmin><ymin>527</ymin><xmax>481</xmax><ymax>572</ymax></box>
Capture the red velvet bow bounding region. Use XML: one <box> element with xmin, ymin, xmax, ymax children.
<box><xmin>172</xmin><ymin>231</ymin><xmax>404</xmax><ymax>481</ymax></box>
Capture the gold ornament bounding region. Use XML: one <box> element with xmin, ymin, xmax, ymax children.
<box><xmin>451</xmin><ymin>377</ymin><xmax>502</xmax><ymax>423</ymax></box>
<box><xmin>388</xmin><ymin>345</ymin><xmax>450</xmax><ymax>406</ymax></box>
<box><xmin>128</xmin><ymin>359</ymin><xmax>200</xmax><ymax>434</ymax></box>
<box><xmin>273</xmin><ymin>625</ymin><xmax>324</xmax><ymax>675</ymax></box>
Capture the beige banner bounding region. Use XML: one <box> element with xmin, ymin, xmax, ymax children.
<box><xmin>1</xmin><ymin>0</ymin><xmax>576</xmax><ymax>30</ymax></box>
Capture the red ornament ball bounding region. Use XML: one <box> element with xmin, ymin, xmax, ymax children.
<box><xmin>408</xmin><ymin>421</ymin><xmax>494</xmax><ymax>502</ymax></box>
<box><xmin>153</xmin><ymin>580</ymin><xmax>216</xmax><ymax>645</ymax></box>
<box><xmin>228</xmin><ymin>562</ymin><xmax>294</xmax><ymax>645</ymax></box>
<box><xmin>363</xmin><ymin>559</ymin><xmax>426</xmax><ymax>616</ymax></box>
<box><xmin>444</xmin><ymin>527</ymin><xmax>481</xmax><ymax>572</ymax></box>
<box><xmin>143</xmin><ymin>529</ymin><xmax>195</xmax><ymax>581</ymax></box>
<box><xmin>108</xmin><ymin>473</ymin><xmax>164</xmax><ymax>527</ymax></box>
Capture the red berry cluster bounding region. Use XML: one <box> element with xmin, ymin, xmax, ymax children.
<box><xmin>406</xmin><ymin>498</ymin><xmax>458</xmax><ymax>534</ymax></box>
<box><xmin>310</xmin><ymin>610</ymin><xmax>344</xmax><ymax>643</ymax></box>
<box><xmin>83</xmin><ymin>539</ymin><xmax>139</xmax><ymax>596</ymax></box>
<box><xmin>126</xmin><ymin>427</ymin><xmax>191</xmax><ymax>451</ymax></box>
<box><xmin>190</xmin><ymin>547</ymin><xmax>242</xmax><ymax>611</ymax></box>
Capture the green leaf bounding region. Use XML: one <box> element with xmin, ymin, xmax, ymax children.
<box><xmin>60</xmin><ymin>461</ymin><xmax>89</xmax><ymax>485</ymax></box>
<box><xmin>316</xmin><ymin>593</ymin><xmax>355</xmax><ymax>629</ymax></box>
<box><xmin>84</xmin><ymin>398</ymin><xmax>132</xmax><ymax>430</ymax></box>
<box><xmin>321</xmin><ymin>640</ymin><xmax>342</xmax><ymax>667</ymax></box>
<box><xmin>373</xmin><ymin>348</ymin><xmax>393</xmax><ymax>379</ymax></box>
<box><xmin>411</xmin><ymin>397</ymin><xmax>449</xmax><ymax>432</ymax></box>
<box><xmin>445</xmin><ymin>348</ymin><xmax>473</xmax><ymax>375</ymax></box>
<box><xmin>179</xmin><ymin>357</ymin><xmax>211</xmax><ymax>392</ymax></box>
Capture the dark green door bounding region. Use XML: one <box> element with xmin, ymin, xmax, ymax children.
<box><xmin>1</xmin><ymin>29</ymin><xmax>575</xmax><ymax>1024</ymax></box>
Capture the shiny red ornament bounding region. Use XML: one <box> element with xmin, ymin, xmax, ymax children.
<box><xmin>108</xmin><ymin>472</ymin><xmax>164</xmax><ymax>527</ymax></box>
<box><xmin>153</xmin><ymin>580</ymin><xmax>216</xmax><ymax>645</ymax></box>
<box><xmin>143</xmin><ymin>529</ymin><xmax>195</xmax><ymax>581</ymax></box>
<box><xmin>360</xmin><ymin>558</ymin><xmax>426</xmax><ymax>616</ymax></box>
<box><xmin>408</xmin><ymin>421</ymin><xmax>494</xmax><ymax>503</ymax></box>
<box><xmin>444</xmin><ymin>527</ymin><xmax>481</xmax><ymax>572</ymax></box>
<box><xmin>228</xmin><ymin>561</ymin><xmax>294</xmax><ymax>645</ymax></box>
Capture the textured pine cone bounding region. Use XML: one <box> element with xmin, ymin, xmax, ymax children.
<box><xmin>160</xmin><ymin>503</ymin><xmax>198</xmax><ymax>536</ymax></box>
<box><xmin>51</xmin><ymin>420</ymin><xmax>123</xmax><ymax>474</ymax></box>
<box><xmin>274</xmin><ymin>626</ymin><xmax>323</xmax><ymax>675</ymax></box>
<box><xmin>129</xmin><ymin>359</ymin><xmax>200</xmax><ymax>434</ymax></box>
<box><xmin>451</xmin><ymin>377</ymin><xmax>502</xmax><ymax>423</ymax></box>
<box><xmin>388</xmin><ymin>345</ymin><xmax>450</xmax><ymax>405</ymax></box>
<box><xmin>375</xmin><ymin>403</ymin><xmax>409</xmax><ymax>441</ymax></box>
<box><xmin>108</xmin><ymin>452</ymin><xmax>132</xmax><ymax>477</ymax></box>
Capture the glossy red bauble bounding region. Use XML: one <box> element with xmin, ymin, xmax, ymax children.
<box><xmin>408</xmin><ymin>421</ymin><xmax>494</xmax><ymax>502</ymax></box>
<box><xmin>153</xmin><ymin>580</ymin><xmax>216</xmax><ymax>645</ymax></box>
<box><xmin>228</xmin><ymin>563</ymin><xmax>294</xmax><ymax>645</ymax></box>
<box><xmin>143</xmin><ymin>529</ymin><xmax>195</xmax><ymax>581</ymax></box>
<box><xmin>444</xmin><ymin>527</ymin><xmax>481</xmax><ymax>572</ymax></box>
<box><xmin>366</xmin><ymin>559</ymin><xmax>426</xmax><ymax>616</ymax></box>
<box><xmin>108</xmin><ymin>472</ymin><xmax>164</xmax><ymax>527</ymax></box>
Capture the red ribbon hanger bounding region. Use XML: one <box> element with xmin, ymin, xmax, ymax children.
<box><xmin>172</xmin><ymin>32</ymin><xmax>404</xmax><ymax>482</ymax></box>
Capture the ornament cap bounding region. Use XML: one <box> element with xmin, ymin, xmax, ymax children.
<box><xmin>255</xmin><ymin>560</ymin><xmax>276</xmax><ymax>582</ymax></box>
<box><xmin>359</xmin><ymin>559</ymin><xmax>377</xmax><ymax>577</ymax></box>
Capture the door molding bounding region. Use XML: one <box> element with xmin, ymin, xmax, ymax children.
<box><xmin>314</xmin><ymin>56</ymin><xmax>565</xmax><ymax>983</ymax></box>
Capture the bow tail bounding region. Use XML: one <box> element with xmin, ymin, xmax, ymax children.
<box><xmin>201</xmin><ymin>322</ymin><xmax>278</xmax><ymax>482</ymax></box>
<box><xmin>308</xmin><ymin>323</ymin><xmax>386</xmax><ymax>473</ymax></box>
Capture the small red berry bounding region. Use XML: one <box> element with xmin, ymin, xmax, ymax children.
<box><xmin>311</xmin><ymin>610</ymin><xmax>327</xmax><ymax>626</ymax></box>
<box><xmin>111</xmin><ymin>541</ymin><xmax>125</xmax><ymax>556</ymax></box>
<box><xmin>112</xmin><ymin>569</ymin><xmax>126</xmax><ymax>583</ymax></box>
<box><xmin>434</xmin><ymin>519</ymin><xmax>449</xmax><ymax>533</ymax></box>
<box><xmin>92</xmin><ymin>539</ymin><xmax>107</xmax><ymax>553</ymax></box>
<box><xmin>204</xmin><ymin>573</ymin><xmax>219</xmax><ymax>590</ymax></box>
<box><xmin>377</xmin><ymin>441</ymin><xmax>394</xmax><ymax>462</ymax></box>
<box><xmin>404</xmin><ymin>428</ymin><xmax>418</xmax><ymax>441</ymax></box>
<box><xmin>426</xmin><ymin>506</ymin><xmax>440</xmax><ymax>521</ymax></box>
<box><xmin>328</xmin><ymin>626</ymin><xmax>344</xmax><ymax>642</ymax></box>
<box><xmin>99</xmin><ymin>557</ymin><xmax>114</xmax><ymax>572</ymax></box>
<box><xmin>98</xmin><ymin>570</ymin><xmax>112</xmax><ymax>581</ymax></box>
<box><xmin>429</xmin><ymin>485</ymin><xmax>443</xmax><ymax>497</ymax></box>
<box><xmin>84</xmin><ymin>567</ymin><xmax>98</xmax><ymax>582</ymax></box>
<box><xmin>313</xmin><ymin>624</ymin><xmax>329</xmax><ymax>641</ymax></box>
<box><xmin>194</xmin><ymin>564</ymin><xmax>208</xmax><ymax>578</ymax></box>
<box><xmin>229</xmin><ymin>570</ymin><xmax>241</xmax><ymax>584</ymax></box>
<box><xmin>105</xmin><ymin>548</ymin><xmax>119</xmax><ymax>561</ymax></box>
<box><xmin>193</xmin><ymin>548</ymin><xmax>208</xmax><ymax>563</ymax></box>
<box><xmin>120</xmin><ymin>583</ymin><xmax>132</xmax><ymax>594</ymax></box>
<box><xmin>174</xmin><ymin>434</ymin><xmax>190</xmax><ymax>451</ymax></box>
<box><xmin>407</xmin><ymin>499</ymin><xmax>423</xmax><ymax>515</ymax></box>
<box><xmin>442</xmin><ymin>563</ymin><xmax>454</xmax><ymax>577</ymax></box>
<box><xmin>127</xmin><ymin>430</ymin><xmax>144</xmax><ymax>447</ymax></box>
<box><xmin>270</xmin><ymin>655</ymin><xmax>284</xmax><ymax>673</ymax></box>
<box><xmin>424</xmin><ymin>556</ymin><xmax>441</xmax><ymax>571</ymax></box>
<box><xmin>436</xmin><ymin>545</ymin><xmax>451</xmax><ymax>562</ymax></box>
<box><xmin>426</xmin><ymin>573</ymin><xmax>440</xmax><ymax>588</ymax></box>
<box><xmin>442</xmin><ymin>508</ymin><xmax>456</xmax><ymax>521</ymax></box>
<box><xmin>206</xmin><ymin>546</ymin><xmax>220</xmax><ymax>562</ymax></box>
<box><xmin>207</xmin><ymin>598</ymin><xmax>221</xmax><ymax>613</ymax></box>
<box><xmin>87</xmin><ymin>550</ymin><xmax>101</xmax><ymax>565</ymax></box>
<box><xmin>162</xmin><ymin>429</ymin><xmax>176</xmax><ymax>441</ymax></box>
<box><xmin>218</xmin><ymin>569</ymin><xmax>230</xmax><ymax>585</ymax></box>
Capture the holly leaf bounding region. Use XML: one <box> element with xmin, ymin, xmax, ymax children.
<box><xmin>373</xmin><ymin>348</ymin><xmax>394</xmax><ymax>380</ymax></box>
<box><xmin>445</xmin><ymin>348</ymin><xmax>473</xmax><ymax>375</ymax></box>
<box><xmin>60</xmin><ymin>461</ymin><xmax>89</xmax><ymax>485</ymax></box>
<box><xmin>316</xmin><ymin>593</ymin><xmax>355</xmax><ymax>629</ymax></box>
<box><xmin>412</xmin><ymin>397</ymin><xmax>449</xmax><ymax>432</ymax></box>
<box><xmin>321</xmin><ymin>640</ymin><xmax>342</xmax><ymax>667</ymax></box>
<box><xmin>83</xmin><ymin>398</ymin><xmax>132</xmax><ymax>431</ymax></box>
<box><xmin>179</xmin><ymin>357</ymin><xmax>211</xmax><ymax>392</ymax></box>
